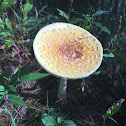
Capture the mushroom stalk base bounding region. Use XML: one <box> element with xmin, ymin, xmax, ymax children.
<box><xmin>58</xmin><ymin>78</ymin><xmax>67</xmax><ymax>100</ymax></box>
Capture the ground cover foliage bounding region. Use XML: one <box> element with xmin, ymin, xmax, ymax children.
<box><xmin>0</xmin><ymin>0</ymin><xmax>126</xmax><ymax>126</ymax></box>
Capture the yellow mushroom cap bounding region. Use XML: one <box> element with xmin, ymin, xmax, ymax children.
<box><xmin>33</xmin><ymin>22</ymin><xmax>103</xmax><ymax>79</ymax></box>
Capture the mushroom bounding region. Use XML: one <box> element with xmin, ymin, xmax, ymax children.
<box><xmin>33</xmin><ymin>22</ymin><xmax>103</xmax><ymax>100</ymax></box>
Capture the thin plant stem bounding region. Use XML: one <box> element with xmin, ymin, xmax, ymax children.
<box><xmin>3</xmin><ymin>106</ymin><xmax>16</xmax><ymax>126</ymax></box>
<box><xmin>47</xmin><ymin>91</ymin><xmax>49</xmax><ymax>112</ymax></box>
<box><xmin>113</xmin><ymin>59</ymin><xmax>125</xmax><ymax>85</ymax></box>
<box><xmin>68</xmin><ymin>0</ymin><xmax>74</xmax><ymax>22</ymax></box>
<box><xmin>103</xmin><ymin>118</ymin><xmax>106</xmax><ymax>126</ymax></box>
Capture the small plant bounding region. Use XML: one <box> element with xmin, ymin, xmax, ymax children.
<box><xmin>41</xmin><ymin>108</ymin><xmax>76</xmax><ymax>126</ymax></box>
<box><xmin>0</xmin><ymin>65</ymin><xmax>50</xmax><ymax>125</ymax></box>
<box><xmin>0</xmin><ymin>65</ymin><xmax>50</xmax><ymax>106</ymax></box>
<box><xmin>103</xmin><ymin>98</ymin><xmax>125</xmax><ymax>126</ymax></box>
<box><xmin>0</xmin><ymin>0</ymin><xmax>36</xmax><ymax>66</ymax></box>
<box><xmin>0</xmin><ymin>0</ymin><xmax>35</xmax><ymax>47</ymax></box>
<box><xmin>57</xmin><ymin>8</ymin><xmax>110</xmax><ymax>36</ymax></box>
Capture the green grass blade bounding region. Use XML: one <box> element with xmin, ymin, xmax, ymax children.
<box><xmin>3</xmin><ymin>106</ymin><xmax>16</xmax><ymax>126</ymax></box>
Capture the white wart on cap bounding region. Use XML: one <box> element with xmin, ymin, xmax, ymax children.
<box><xmin>33</xmin><ymin>22</ymin><xmax>103</xmax><ymax>79</ymax></box>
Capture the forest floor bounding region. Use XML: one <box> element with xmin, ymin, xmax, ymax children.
<box><xmin>0</xmin><ymin>53</ymin><xmax>120</xmax><ymax>126</ymax></box>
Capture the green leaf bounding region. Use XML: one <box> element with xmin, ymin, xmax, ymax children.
<box><xmin>0</xmin><ymin>17</ymin><xmax>5</xmax><ymax>29</ymax></box>
<box><xmin>0</xmin><ymin>32</ymin><xmax>12</xmax><ymax>37</ymax></box>
<box><xmin>41</xmin><ymin>115</ymin><xmax>57</xmax><ymax>126</ymax></box>
<box><xmin>19</xmin><ymin>64</ymin><xmax>30</xmax><ymax>77</ymax></box>
<box><xmin>23</xmin><ymin>17</ymin><xmax>36</xmax><ymax>25</ymax></box>
<box><xmin>20</xmin><ymin>73</ymin><xmax>50</xmax><ymax>82</ymax></box>
<box><xmin>5</xmin><ymin>39</ymin><xmax>13</xmax><ymax>47</ymax></box>
<box><xmin>26</xmin><ymin>0</ymin><xmax>33</xmax><ymax>4</ymax></box>
<box><xmin>0</xmin><ymin>85</ymin><xmax>5</xmax><ymax>96</ymax></box>
<box><xmin>8</xmin><ymin>85</ymin><xmax>17</xmax><ymax>93</ymax></box>
<box><xmin>38</xmin><ymin>6</ymin><xmax>47</xmax><ymax>15</ymax></box>
<box><xmin>23</xmin><ymin>2</ymin><xmax>33</xmax><ymax>15</ymax></box>
<box><xmin>85</xmin><ymin>26</ymin><xmax>90</xmax><ymax>30</ymax></box>
<box><xmin>93</xmin><ymin>71</ymin><xmax>101</xmax><ymax>75</ymax></box>
<box><xmin>0</xmin><ymin>96</ymin><xmax>4</xmax><ymax>100</ymax></box>
<box><xmin>5</xmin><ymin>18</ymin><xmax>13</xmax><ymax>32</ymax></box>
<box><xmin>95</xmin><ymin>22</ymin><xmax>110</xmax><ymax>35</ymax></box>
<box><xmin>41</xmin><ymin>113</ymin><xmax>48</xmax><ymax>118</ymax></box>
<box><xmin>49</xmin><ymin>108</ymin><xmax>54</xmax><ymax>113</ymax></box>
<box><xmin>92</xmin><ymin>10</ymin><xmax>104</xmax><ymax>17</ymax></box>
<box><xmin>17</xmin><ymin>40</ymin><xmax>23</xmax><ymax>44</ymax></box>
<box><xmin>82</xmin><ymin>19</ymin><xmax>89</xmax><ymax>28</ymax></box>
<box><xmin>3</xmin><ymin>106</ymin><xmax>16</xmax><ymax>126</ymax></box>
<box><xmin>8</xmin><ymin>94</ymin><xmax>26</xmax><ymax>106</ymax></box>
<box><xmin>94</xmin><ymin>22</ymin><xmax>102</xmax><ymax>27</ymax></box>
<box><xmin>0</xmin><ymin>68</ymin><xmax>10</xmax><ymax>83</ymax></box>
<box><xmin>6</xmin><ymin>0</ymin><xmax>17</xmax><ymax>7</ymax></box>
<box><xmin>62</xmin><ymin>120</ymin><xmax>76</xmax><ymax>126</ymax></box>
<box><xmin>100</xmin><ymin>26</ymin><xmax>110</xmax><ymax>35</ymax></box>
<box><xmin>57</xmin><ymin>9</ymin><xmax>69</xmax><ymax>21</ymax></box>
<box><xmin>108</xmin><ymin>117</ymin><xmax>118</xmax><ymax>125</ymax></box>
<box><xmin>103</xmin><ymin>53</ymin><xmax>115</xmax><ymax>58</ymax></box>
<box><xmin>1</xmin><ymin>2</ymin><xmax>8</xmax><ymax>11</ymax></box>
<box><xmin>23</xmin><ymin>15</ymin><xmax>28</xmax><ymax>23</ymax></box>
<box><xmin>1</xmin><ymin>2</ymin><xmax>8</xmax><ymax>6</ymax></box>
<box><xmin>70</xmin><ymin>18</ymin><xmax>83</xmax><ymax>24</ymax></box>
<box><xmin>57</xmin><ymin>117</ymin><xmax>62</xmax><ymax>124</ymax></box>
<box><xmin>0</xmin><ymin>91</ymin><xmax>6</xmax><ymax>96</ymax></box>
<box><xmin>13</xmin><ymin>67</ymin><xmax>19</xmax><ymax>74</ymax></box>
<box><xmin>10</xmin><ymin>8</ymin><xmax>20</xmax><ymax>21</ymax></box>
<box><xmin>0</xmin><ymin>85</ymin><xmax>5</xmax><ymax>92</ymax></box>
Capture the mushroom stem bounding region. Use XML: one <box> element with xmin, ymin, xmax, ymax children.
<box><xmin>58</xmin><ymin>78</ymin><xmax>67</xmax><ymax>100</ymax></box>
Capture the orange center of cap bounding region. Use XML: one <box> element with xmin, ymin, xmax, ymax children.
<box><xmin>58</xmin><ymin>43</ymin><xmax>83</xmax><ymax>60</ymax></box>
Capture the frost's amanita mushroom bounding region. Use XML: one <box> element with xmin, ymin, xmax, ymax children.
<box><xmin>33</xmin><ymin>22</ymin><xmax>103</xmax><ymax>100</ymax></box>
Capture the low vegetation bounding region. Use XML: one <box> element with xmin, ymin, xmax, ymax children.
<box><xmin>0</xmin><ymin>0</ymin><xmax>126</xmax><ymax>126</ymax></box>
